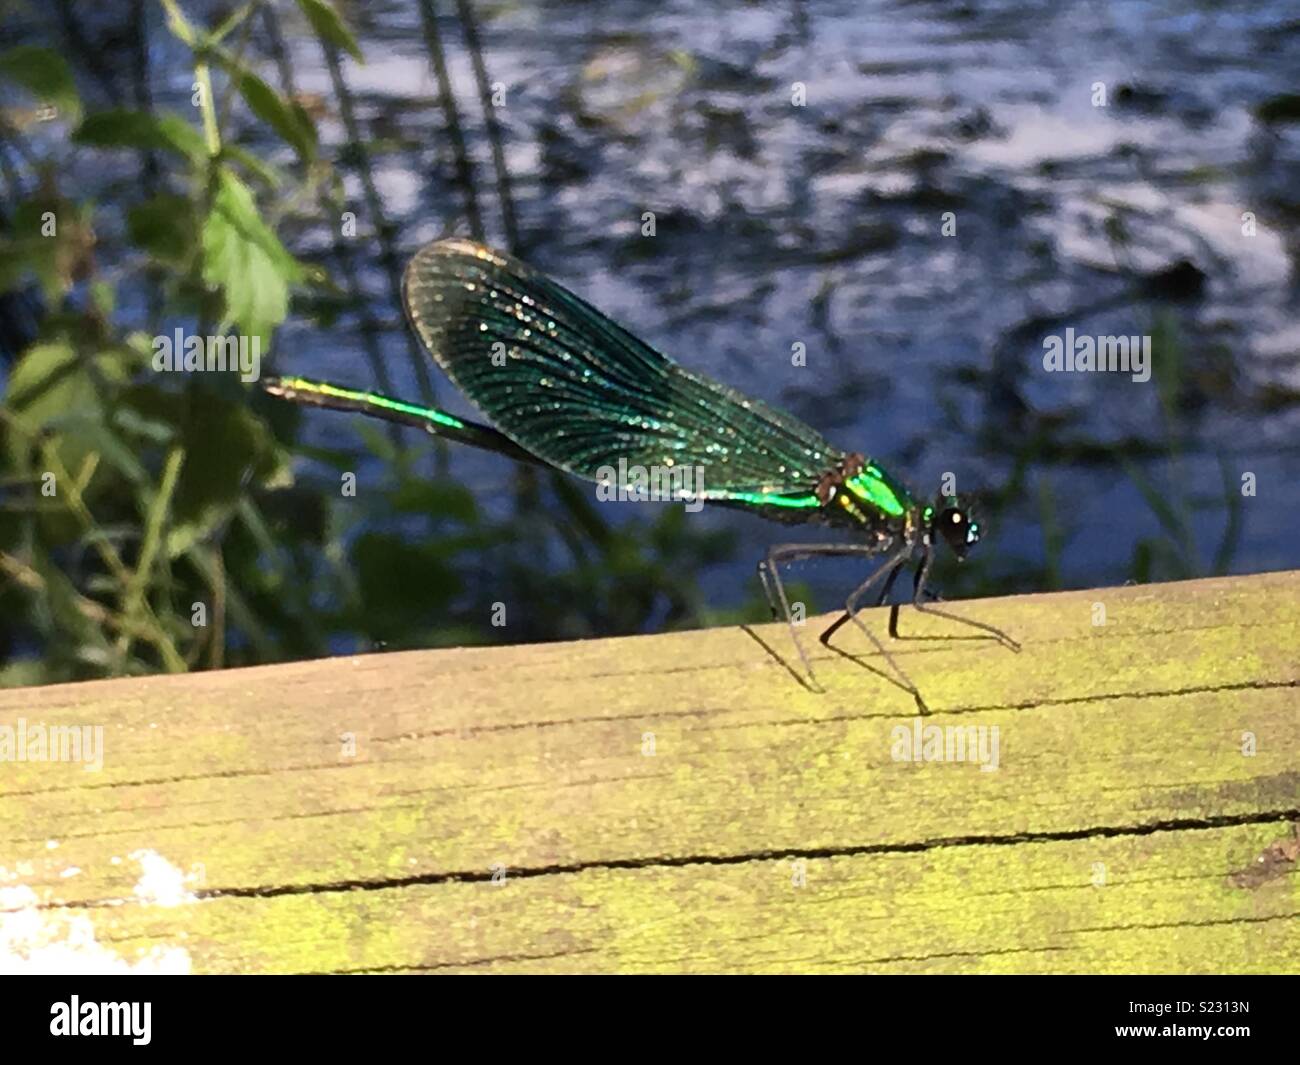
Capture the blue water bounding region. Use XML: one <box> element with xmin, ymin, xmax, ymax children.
<box><xmin>5</xmin><ymin>0</ymin><xmax>1298</xmax><ymax>625</ymax></box>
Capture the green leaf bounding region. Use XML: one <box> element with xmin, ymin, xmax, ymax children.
<box><xmin>216</xmin><ymin>52</ymin><xmax>318</xmax><ymax>160</ymax></box>
<box><xmin>0</xmin><ymin>235</ymin><xmax>54</xmax><ymax>301</ymax></box>
<box><xmin>155</xmin><ymin>112</ymin><xmax>210</xmax><ymax>162</ymax></box>
<box><xmin>111</xmin><ymin>389</ymin><xmax>280</xmax><ymax>556</ymax></box>
<box><xmin>221</xmin><ymin>143</ymin><xmax>287</xmax><ymax>188</ymax></box>
<box><xmin>389</xmin><ymin>479</ymin><xmax>478</xmax><ymax>524</ymax></box>
<box><xmin>3</xmin><ymin>342</ymin><xmax>101</xmax><ymax>473</ymax></box>
<box><xmin>355</xmin><ymin>422</ymin><xmax>399</xmax><ymax>464</ymax></box>
<box><xmin>90</xmin><ymin>279</ymin><xmax>115</xmax><ymax>317</ymax></box>
<box><xmin>6</xmin><ymin>341</ymin><xmax>94</xmax><ymax>421</ymax></box>
<box><xmin>112</xmin><ymin>404</ymin><xmax>178</xmax><ymax>447</ymax></box>
<box><xmin>0</xmin><ymin>45</ymin><xmax>83</xmax><ymax>125</ymax></box>
<box><xmin>351</xmin><ymin>533</ymin><xmax>459</xmax><ymax>639</ymax></box>
<box><xmin>6</xmin><ymin>342</ymin><xmax>146</xmax><ymax>429</ymax></box>
<box><xmin>127</xmin><ymin>193</ymin><xmax>198</xmax><ymax>266</ymax></box>
<box><xmin>0</xmin><ymin>198</ymin><xmax>96</xmax><ymax>304</ymax></box>
<box><xmin>297</xmin><ymin>0</ymin><xmax>364</xmax><ymax>62</ymax></box>
<box><xmin>73</xmin><ymin>421</ymin><xmax>150</xmax><ymax>485</ymax></box>
<box><xmin>201</xmin><ymin>168</ymin><xmax>304</xmax><ymax>341</ymax></box>
<box><xmin>74</xmin><ymin>109</ymin><xmax>206</xmax><ymax>164</ymax></box>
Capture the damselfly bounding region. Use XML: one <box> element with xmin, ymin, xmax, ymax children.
<box><xmin>264</xmin><ymin>238</ymin><xmax>1018</xmax><ymax>709</ymax></box>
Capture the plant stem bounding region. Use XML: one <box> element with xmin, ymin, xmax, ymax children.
<box><xmin>194</xmin><ymin>56</ymin><xmax>221</xmax><ymax>156</ymax></box>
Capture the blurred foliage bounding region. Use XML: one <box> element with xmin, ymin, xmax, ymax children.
<box><xmin>0</xmin><ymin>0</ymin><xmax>733</xmax><ymax>687</ymax></box>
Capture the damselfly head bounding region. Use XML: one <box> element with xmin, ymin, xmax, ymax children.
<box><xmin>931</xmin><ymin>494</ymin><xmax>980</xmax><ymax>560</ymax></box>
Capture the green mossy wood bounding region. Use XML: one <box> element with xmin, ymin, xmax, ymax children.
<box><xmin>1</xmin><ymin>571</ymin><xmax>1296</xmax><ymax>972</ymax></box>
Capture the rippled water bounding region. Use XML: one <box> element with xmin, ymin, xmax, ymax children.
<box><xmin>13</xmin><ymin>0</ymin><xmax>1300</xmax><ymax>620</ymax></box>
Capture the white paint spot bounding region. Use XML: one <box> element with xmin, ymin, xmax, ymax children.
<box><xmin>129</xmin><ymin>850</ymin><xmax>198</xmax><ymax>908</ymax></box>
<box><xmin>0</xmin><ymin>881</ymin><xmax>191</xmax><ymax>975</ymax></box>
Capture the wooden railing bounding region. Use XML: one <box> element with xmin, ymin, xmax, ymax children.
<box><xmin>1</xmin><ymin>571</ymin><xmax>1296</xmax><ymax>972</ymax></box>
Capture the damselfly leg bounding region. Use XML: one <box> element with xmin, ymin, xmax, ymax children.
<box><xmin>893</xmin><ymin>549</ymin><xmax>1022</xmax><ymax>651</ymax></box>
<box><xmin>761</xmin><ymin>544</ymin><xmax>1018</xmax><ymax>713</ymax></box>
<box><xmin>757</xmin><ymin>542</ymin><xmax>892</xmax><ymax>692</ymax></box>
<box><xmin>834</xmin><ymin>546</ymin><xmax>930</xmax><ymax>712</ymax></box>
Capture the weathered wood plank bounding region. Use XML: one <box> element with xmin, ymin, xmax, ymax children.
<box><xmin>32</xmin><ymin>823</ymin><xmax>1294</xmax><ymax>974</ymax></box>
<box><xmin>1</xmin><ymin>571</ymin><xmax>1297</xmax><ymax>973</ymax></box>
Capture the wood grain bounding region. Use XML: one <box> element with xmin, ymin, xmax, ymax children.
<box><xmin>1</xmin><ymin>571</ymin><xmax>1296</xmax><ymax>972</ymax></box>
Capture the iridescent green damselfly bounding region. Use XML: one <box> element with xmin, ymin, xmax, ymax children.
<box><xmin>264</xmin><ymin>238</ymin><xmax>1018</xmax><ymax>710</ymax></box>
